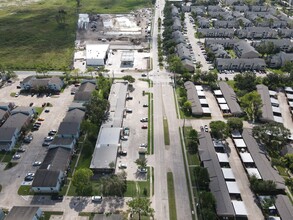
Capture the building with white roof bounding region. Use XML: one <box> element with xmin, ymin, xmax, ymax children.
<box><xmin>86</xmin><ymin>44</ymin><xmax>110</xmax><ymax>66</ymax></box>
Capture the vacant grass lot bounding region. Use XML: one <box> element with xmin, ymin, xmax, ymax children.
<box><xmin>0</xmin><ymin>0</ymin><xmax>152</xmax><ymax>70</ymax></box>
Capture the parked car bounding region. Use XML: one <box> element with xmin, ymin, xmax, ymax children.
<box><xmin>14</xmin><ymin>93</ymin><xmax>19</xmax><ymax>97</ymax></box>
<box><xmin>44</xmin><ymin>136</ymin><xmax>54</xmax><ymax>142</ymax></box>
<box><xmin>118</xmin><ymin>150</ymin><xmax>127</xmax><ymax>156</ymax></box>
<box><xmin>141</xmin><ymin>73</ymin><xmax>147</xmax><ymax>77</ymax></box>
<box><xmin>33</xmin><ymin>161</ymin><xmax>42</xmax><ymax>166</ymax></box>
<box><xmin>143</xmin><ymin>104</ymin><xmax>148</xmax><ymax>107</ymax></box>
<box><xmin>24</xmin><ymin>134</ymin><xmax>33</xmax><ymax>143</ymax></box>
<box><xmin>24</xmin><ymin>175</ymin><xmax>34</xmax><ymax>181</ymax></box>
<box><xmin>51</xmin><ymin>194</ymin><xmax>63</xmax><ymax>201</ymax></box>
<box><xmin>125</xmin><ymin>108</ymin><xmax>132</xmax><ymax>113</ymax></box>
<box><xmin>12</xmin><ymin>154</ymin><xmax>21</xmax><ymax>159</ymax></box>
<box><xmin>17</xmin><ymin>148</ymin><xmax>26</xmax><ymax>152</ymax></box>
<box><xmin>140</xmin><ymin>143</ymin><xmax>147</xmax><ymax>148</ymax></box>
<box><xmin>91</xmin><ymin>196</ymin><xmax>103</xmax><ymax>202</ymax></box>
<box><xmin>204</xmin><ymin>125</ymin><xmax>208</xmax><ymax>132</ymax></box>
<box><xmin>38</xmin><ymin>118</ymin><xmax>45</xmax><ymax>121</ymax></box>
<box><xmin>126</xmin><ymin>96</ymin><xmax>133</xmax><ymax>100</ymax></box>
<box><xmin>137</xmin><ymin>168</ymin><xmax>148</xmax><ymax>173</ymax></box>
<box><xmin>26</xmin><ymin>172</ymin><xmax>35</xmax><ymax>177</ymax></box>
<box><xmin>141</xmin><ymin>125</ymin><xmax>148</xmax><ymax>129</ymax></box>
<box><xmin>29</xmin><ymin>102</ymin><xmax>34</xmax><ymax>107</ymax></box>
<box><xmin>140</xmin><ymin>117</ymin><xmax>148</xmax><ymax>122</ymax></box>
<box><xmin>42</xmin><ymin>142</ymin><xmax>50</xmax><ymax>147</ymax></box>
<box><xmin>121</xmin><ymin>136</ymin><xmax>128</xmax><ymax>141</ymax></box>
<box><xmin>48</xmin><ymin>130</ymin><xmax>57</xmax><ymax>136</ymax></box>
<box><xmin>118</xmin><ymin>163</ymin><xmax>127</xmax><ymax>169</ymax></box>
<box><xmin>44</xmin><ymin>109</ymin><xmax>50</xmax><ymax>113</ymax></box>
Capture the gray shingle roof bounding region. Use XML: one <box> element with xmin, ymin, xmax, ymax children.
<box><xmin>40</xmin><ymin>147</ymin><xmax>71</xmax><ymax>171</ymax></box>
<box><xmin>256</xmin><ymin>84</ymin><xmax>274</xmax><ymax>122</ymax></box>
<box><xmin>218</xmin><ymin>82</ymin><xmax>243</xmax><ymax>115</ymax></box>
<box><xmin>198</xmin><ymin>132</ymin><xmax>235</xmax><ymax>217</ymax></box>
<box><xmin>5</xmin><ymin>206</ymin><xmax>41</xmax><ymax>220</ymax></box>
<box><xmin>184</xmin><ymin>81</ymin><xmax>203</xmax><ymax>116</ymax></box>
<box><xmin>63</xmin><ymin>109</ymin><xmax>85</xmax><ymax>124</ymax></box>
<box><xmin>57</xmin><ymin>122</ymin><xmax>80</xmax><ymax>136</ymax></box>
<box><xmin>74</xmin><ymin>82</ymin><xmax>96</xmax><ymax>102</ymax></box>
<box><xmin>2</xmin><ymin>113</ymin><xmax>29</xmax><ymax>130</ymax></box>
<box><xmin>0</xmin><ymin>127</ymin><xmax>18</xmax><ymax>141</ymax></box>
<box><xmin>242</xmin><ymin>129</ymin><xmax>285</xmax><ymax>190</ymax></box>
<box><xmin>32</xmin><ymin>169</ymin><xmax>61</xmax><ymax>187</ymax></box>
<box><xmin>275</xmin><ymin>195</ymin><xmax>293</xmax><ymax>220</ymax></box>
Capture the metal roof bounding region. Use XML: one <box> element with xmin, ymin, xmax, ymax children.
<box><xmin>218</xmin><ymin>81</ymin><xmax>243</xmax><ymax>115</ymax></box>
<box><xmin>239</xmin><ymin>152</ymin><xmax>254</xmax><ymax>163</ymax></box>
<box><xmin>233</xmin><ymin>138</ymin><xmax>246</xmax><ymax>148</ymax></box>
<box><xmin>104</xmin><ymin>81</ymin><xmax>128</xmax><ymax>127</ymax></box>
<box><xmin>242</xmin><ymin>129</ymin><xmax>285</xmax><ymax>189</ymax></box>
<box><xmin>90</xmin><ymin>126</ymin><xmax>121</xmax><ymax>170</ymax></box>
<box><xmin>246</xmin><ymin>168</ymin><xmax>262</xmax><ymax>179</ymax></box>
<box><xmin>226</xmin><ymin>181</ymin><xmax>241</xmax><ymax>194</ymax></box>
<box><xmin>222</xmin><ymin>168</ymin><xmax>235</xmax><ymax>180</ymax></box>
<box><xmin>232</xmin><ymin>201</ymin><xmax>248</xmax><ymax>216</ymax></box>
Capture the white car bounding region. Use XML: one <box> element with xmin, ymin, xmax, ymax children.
<box><xmin>33</xmin><ymin>161</ymin><xmax>42</xmax><ymax>166</ymax></box>
<box><xmin>26</xmin><ymin>172</ymin><xmax>35</xmax><ymax>177</ymax></box>
<box><xmin>92</xmin><ymin>196</ymin><xmax>103</xmax><ymax>202</ymax></box>
<box><xmin>12</xmin><ymin>154</ymin><xmax>21</xmax><ymax>159</ymax></box>
<box><xmin>14</xmin><ymin>93</ymin><xmax>19</xmax><ymax>97</ymax></box>
<box><xmin>140</xmin><ymin>143</ymin><xmax>148</xmax><ymax>148</ymax></box>
<box><xmin>44</xmin><ymin>136</ymin><xmax>54</xmax><ymax>141</ymax></box>
<box><xmin>118</xmin><ymin>163</ymin><xmax>127</xmax><ymax>169</ymax></box>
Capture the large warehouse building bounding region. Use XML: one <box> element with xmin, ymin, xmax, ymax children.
<box><xmin>86</xmin><ymin>44</ymin><xmax>110</xmax><ymax>66</ymax></box>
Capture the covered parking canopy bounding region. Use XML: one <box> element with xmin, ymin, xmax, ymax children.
<box><xmin>226</xmin><ymin>181</ymin><xmax>241</xmax><ymax>194</ymax></box>
<box><xmin>233</xmin><ymin>138</ymin><xmax>246</xmax><ymax>148</ymax></box>
<box><xmin>240</xmin><ymin>152</ymin><xmax>254</xmax><ymax>163</ymax></box>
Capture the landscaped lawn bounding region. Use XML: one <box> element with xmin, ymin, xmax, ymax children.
<box><xmin>0</xmin><ymin>0</ymin><xmax>152</xmax><ymax>70</ymax></box>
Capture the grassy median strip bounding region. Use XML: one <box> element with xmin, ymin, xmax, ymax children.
<box><xmin>163</xmin><ymin>118</ymin><xmax>170</xmax><ymax>145</ymax></box>
<box><xmin>167</xmin><ymin>172</ymin><xmax>177</xmax><ymax>220</ymax></box>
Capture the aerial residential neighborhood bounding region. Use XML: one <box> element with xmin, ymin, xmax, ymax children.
<box><xmin>0</xmin><ymin>0</ymin><xmax>293</xmax><ymax>220</ymax></box>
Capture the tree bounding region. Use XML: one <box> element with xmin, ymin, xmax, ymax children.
<box><xmin>76</xmin><ymin>0</ymin><xmax>81</xmax><ymax>7</ymax></box>
<box><xmin>194</xmin><ymin>167</ymin><xmax>210</xmax><ymax>190</ymax></box>
<box><xmin>85</xmin><ymin>95</ymin><xmax>109</xmax><ymax>128</ymax></box>
<box><xmin>252</xmin><ymin>122</ymin><xmax>290</xmax><ymax>155</ymax></box>
<box><xmin>227</xmin><ymin>117</ymin><xmax>243</xmax><ymax>133</ymax></box>
<box><xmin>168</xmin><ymin>55</ymin><xmax>186</xmax><ymax>74</ymax></box>
<box><xmin>199</xmin><ymin>71</ymin><xmax>217</xmax><ymax>86</ymax></box>
<box><xmin>72</xmin><ymin>168</ymin><xmax>93</xmax><ymax>196</ymax></box>
<box><xmin>188</xmin><ymin>129</ymin><xmax>198</xmax><ymax>141</ymax></box>
<box><xmin>86</xmin><ymin>66</ymin><xmax>95</xmax><ymax>78</ymax></box>
<box><xmin>183</xmin><ymin>101</ymin><xmax>192</xmax><ymax>114</ymax></box>
<box><xmin>122</xmin><ymin>75</ymin><xmax>135</xmax><ymax>83</ymax></box>
<box><xmin>100</xmin><ymin>172</ymin><xmax>127</xmax><ymax>196</ymax></box>
<box><xmin>234</xmin><ymin>72</ymin><xmax>257</xmax><ymax>93</ymax></box>
<box><xmin>281</xmin><ymin>61</ymin><xmax>293</xmax><ymax>73</ymax></box>
<box><xmin>198</xmin><ymin>191</ymin><xmax>216</xmax><ymax>210</ymax></box>
<box><xmin>209</xmin><ymin>121</ymin><xmax>228</xmax><ymax>139</ymax></box>
<box><xmin>249</xmin><ymin>175</ymin><xmax>277</xmax><ymax>194</ymax></box>
<box><xmin>240</xmin><ymin>91</ymin><xmax>262</xmax><ymax>123</ymax></box>
<box><xmin>135</xmin><ymin>158</ymin><xmax>148</xmax><ymax>170</ymax></box>
<box><xmin>281</xmin><ymin>154</ymin><xmax>293</xmax><ymax>172</ymax></box>
<box><xmin>127</xmin><ymin>197</ymin><xmax>155</xmax><ymax>220</ymax></box>
<box><xmin>55</xmin><ymin>9</ymin><xmax>67</xmax><ymax>26</ymax></box>
<box><xmin>80</xmin><ymin>120</ymin><xmax>98</xmax><ymax>141</ymax></box>
<box><xmin>262</xmin><ymin>72</ymin><xmax>286</xmax><ymax>90</ymax></box>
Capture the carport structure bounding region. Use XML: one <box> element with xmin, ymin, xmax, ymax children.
<box><xmin>121</xmin><ymin>50</ymin><xmax>134</xmax><ymax>67</ymax></box>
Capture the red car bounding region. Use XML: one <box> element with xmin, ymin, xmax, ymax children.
<box><xmin>141</xmin><ymin>125</ymin><xmax>148</xmax><ymax>129</ymax></box>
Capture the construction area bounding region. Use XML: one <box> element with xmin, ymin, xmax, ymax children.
<box><xmin>73</xmin><ymin>9</ymin><xmax>152</xmax><ymax>72</ymax></box>
<box><xmin>76</xmin><ymin>9</ymin><xmax>152</xmax><ymax>46</ymax></box>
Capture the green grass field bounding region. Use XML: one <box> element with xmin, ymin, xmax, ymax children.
<box><xmin>0</xmin><ymin>0</ymin><xmax>152</xmax><ymax>70</ymax></box>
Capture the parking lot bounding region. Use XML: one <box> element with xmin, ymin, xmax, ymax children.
<box><xmin>115</xmin><ymin>79</ymin><xmax>150</xmax><ymax>181</ymax></box>
<box><xmin>0</xmin><ymin>76</ymin><xmax>75</xmax><ymax>204</ymax></box>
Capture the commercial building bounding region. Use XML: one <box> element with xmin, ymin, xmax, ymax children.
<box><xmin>90</xmin><ymin>81</ymin><xmax>128</xmax><ymax>173</ymax></box>
<box><xmin>86</xmin><ymin>44</ymin><xmax>110</xmax><ymax>66</ymax></box>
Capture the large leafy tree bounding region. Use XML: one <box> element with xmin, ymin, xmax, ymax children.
<box><xmin>194</xmin><ymin>167</ymin><xmax>210</xmax><ymax>190</ymax></box>
<box><xmin>85</xmin><ymin>94</ymin><xmax>109</xmax><ymax>128</ymax></box>
<box><xmin>209</xmin><ymin>121</ymin><xmax>228</xmax><ymax>139</ymax></box>
<box><xmin>127</xmin><ymin>197</ymin><xmax>155</xmax><ymax>220</ymax></box>
<box><xmin>252</xmin><ymin>122</ymin><xmax>290</xmax><ymax>155</ymax></box>
<box><xmin>240</xmin><ymin>91</ymin><xmax>262</xmax><ymax>123</ymax></box>
<box><xmin>227</xmin><ymin>117</ymin><xmax>243</xmax><ymax>133</ymax></box>
<box><xmin>72</xmin><ymin>168</ymin><xmax>93</xmax><ymax>196</ymax></box>
<box><xmin>100</xmin><ymin>171</ymin><xmax>127</xmax><ymax>196</ymax></box>
<box><xmin>234</xmin><ymin>72</ymin><xmax>257</xmax><ymax>94</ymax></box>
